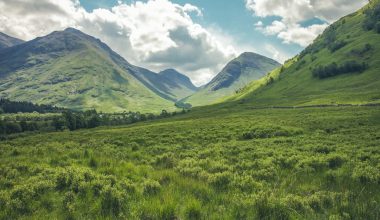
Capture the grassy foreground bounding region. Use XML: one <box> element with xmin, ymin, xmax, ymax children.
<box><xmin>0</xmin><ymin>105</ymin><xmax>379</xmax><ymax>219</ymax></box>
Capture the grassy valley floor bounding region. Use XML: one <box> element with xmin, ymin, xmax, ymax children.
<box><xmin>0</xmin><ymin>105</ymin><xmax>379</xmax><ymax>219</ymax></box>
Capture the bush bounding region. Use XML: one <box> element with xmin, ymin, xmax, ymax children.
<box><xmin>328</xmin><ymin>40</ymin><xmax>347</xmax><ymax>52</ymax></box>
<box><xmin>142</xmin><ymin>180</ymin><xmax>161</xmax><ymax>195</ymax></box>
<box><xmin>63</xmin><ymin>191</ymin><xmax>75</xmax><ymax>213</ymax></box>
<box><xmin>89</xmin><ymin>157</ymin><xmax>98</xmax><ymax>168</ymax></box>
<box><xmin>184</xmin><ymin>199</ymin><xmax>202</xmax><ymax>220</ymax></box>
<box><xmin>376</xmin><ymin>22</ymin><xmax>380</xmax><ymax>33</ymax></box>
<box><xmin>208</xmin><ymin>172</ymin><xmax>233</xmax><ymax>191</ymax></box>
<box><xmin>350</xmin><ymin>44</ymin><xmax>372</xmax><ymax>56</ymax></box>
<box><xmin>352</xmin><ymin>163</ymin><xmax>380</xmax><ymax>184</ymax></box>
<box><xmin>155</xmin><ymin>153</ymin><xmax>176</xmax><ymax>168</ymax></box>
<box><xmin>254</xmin><ymin>194</ymin><xmax>291</xmax><ymax>220</ymax></box>
<box><xmin>326</xmin><ymin>154</ymin><xmax>346</xmax><ymax>169</ymax></box>
<box><xmin>312</xmin><ymin>61</ymin><xmax>368</xmax><ymax>79</ymax></box>
<box><xmin>160</xmin><ymin>202</ymin><xmax>177</xmax><ymax>220</ymax></box>
<box><xmin>101</xmin><ymin>187</ymin><xmax>124</xmax><ymax>216</ymax></box>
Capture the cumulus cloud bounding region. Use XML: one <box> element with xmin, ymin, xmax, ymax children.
<box><xmin>246</xmin><ymin>0</ymin><xmax>367</xmax><ymax>46</ymax></box>
<box><xmin>0</xmin><ymin>0</ymin><xmax>236</xmax><ymax>86</ymax></box>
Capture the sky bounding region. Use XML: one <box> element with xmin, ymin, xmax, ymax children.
<box><xmin>0</xmin><ymin>0</ymin><xmax>367</xmax><ymax>86</ymax></box>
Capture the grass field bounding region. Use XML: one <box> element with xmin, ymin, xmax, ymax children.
<box><xmin>0</xmin><ymin>104</ymin><xmax>379</xmax><ymax>219</ymax></box>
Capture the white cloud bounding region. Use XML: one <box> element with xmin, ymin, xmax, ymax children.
<box><xmin>264</xmin><ymin>44</ymin><xmax>291</xmax><ymax>64</ymax></box>
<box><xmin>246</xmin><ymin>0</ymin><xmax>367</xmax><ymax>46</ymax></box>
<box><xmin>0</xmin><ymin>0</ymin><xmax>236</xmax><ymax>86</ymax></box>
<box><xmin>262</xmin><ymin>20</ymin><xmax>286</xmax><ymax>35</ymax></box>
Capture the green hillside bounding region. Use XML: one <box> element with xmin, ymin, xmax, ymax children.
<box><xmin>184</xmin><ymin>52</ymin><xmax>280</xmax><ymax>106</ymax></box>
<box><xmin>0</xmin><ymin>28</ymin><xmax>177</xmax><ymax>113</ymax></box>
<box><xmin>228</xmin><ymin>1</ymin><xmax>380</xmax><ymax>106</ymax></box>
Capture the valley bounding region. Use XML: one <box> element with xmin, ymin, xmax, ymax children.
<box><xmin>0</xmin><ymin>0</ymin><xmax>379</xmax><ymax>219</ymax></box>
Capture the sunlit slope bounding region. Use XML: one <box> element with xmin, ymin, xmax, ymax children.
<box><xmin>0</xmin><ymin>28</ymin><xmax>176</xmax><ymax>113</ymax></box>
<box><xmin>229</xmin><ymin>1</ymin><xmax>380</xmax><ymax>106</ymax></box>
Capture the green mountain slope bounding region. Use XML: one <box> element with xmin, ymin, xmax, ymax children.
<box><xmin>0</xmin><ymin>28</ymin><xmax>176</xmax><ymax>113</ymax></box>
<box><xmin>0</xmin><ymin>32</ymin><xmax>24</xmax><ymax>49</ymax></box>
<box><xmin>228</xmin><ymin>1</ymin><xmax>380</xmax><ymax>106</ymax></box>
<box><xmin>184</xmin><ymin>52</ymin><xmax>280</xmax><ymax>106</ymax></box>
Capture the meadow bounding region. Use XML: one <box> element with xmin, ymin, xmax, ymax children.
<box><xmin>0</xmin><ymin>104</ymin><xmax>379</xmax><ymax>219</ymax></box>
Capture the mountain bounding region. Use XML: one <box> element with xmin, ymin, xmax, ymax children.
<box><xmin>183</xmin><ymin>52</ymin><xmax>280</xmax><ymax>106</ymax></box>
<box><xmin>0</xmin><ymin>32</ymin><xmax>24</xmax><ymax>49</ymax></box>
<box><xmin>228</xmin><ymin>1</ymin><xmax>380</xmax><ymax>106</ymax></box>
<box><xmin>158</xmin><ymin>69</ymin><xmax>198</xmax><ymax>98</ymax></box>
<box><xmin>126</xmin><ymin>68</ymin><xmax>197</xmax><ymax>102</ymax></box>
<box><xmin>0</xmin><ymin>28</ymin><xmax>177</xmax><ymax>113</ymax></box>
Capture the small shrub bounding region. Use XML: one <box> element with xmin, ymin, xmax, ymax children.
<box><xmin>142</xmin><ymin>180</ymin><xmax>161</xmax><ymax>195</ymax></box>
<box><xmin>184</xmin><ymin>199</ymin><xmax>202</xmax><ymax>220</ymax></box>
<box><xmin>89</xmin><ymin>157</ymin><xmax>98</xmax><ymax>168</ymax></box>
<box><xmin>101</xmin><ymin>187</ymin><xmax>124</xmax><ymax>216</ymax></box>
<box><xmin>160</xmin><ymin>202</ymin><xmax>177</xmax><ymax>220</ymax></box>
<box><xmin>328</xmin><ymin>40</ymin><xmax>347</xmax><ymax>52</ymax></box>
<box><xmin>254</xmin><ymin>195</ymin><xmax>291</xmax><ymax>220</ymax></box>
<box><xmin>352</xmin><ymin>163</ymin><xmax>380</xmax><ymax>184</ymax></box>
<box><xmin>208</xmin><ymin>172</ymin><xmax>233</xmax><ymax>191</ymax></box>
<box><xmin>63</xmin><ymin>191</ymin><xmax>75</xmax><ymax>211</ymax></box>
<box><xmin>326</xmin><ymin>154</ymin><xmax>346</xmax><ymax>169</ymax></box>
<box><xmin>376</xmin><ymin>22</ymin><xmax>380</xmax><ymax>33</ymax></box>
<box><xmin>155</xmin><ymin>153</ymin><xmax>176</xmax><ymax>168</ymax></box>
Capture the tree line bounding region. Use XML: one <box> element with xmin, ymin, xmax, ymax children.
<box><xmin>0</xmin><ymin>98</ymin><xmax>63</xmax><ymax>114</ymax></box>
<box><xmin>0</xmin><ymin>99</ymin><xmax>188</xmax><ymax>137</ymax></box>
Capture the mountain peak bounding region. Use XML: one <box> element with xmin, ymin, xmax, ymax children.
<box><xmin>206</xmin><ymin>52</ymin><xmax>280</xmax><ymax>91</ymax></box>
<box><xmin>183</xmin><ymin>51</ymin><xmax>280</xmax><ymax>106</ymax></box>
<box><xmin>159</xmin><ymin>69</ymin><xmax>198</xmax><ymax>91</ymax></box>
<box><xmin>0</xmin><ymin>32</ymin><xmax>24</xmax><ymax>49</ymax></box>
<box><xmin>159</xmin><ymin>69</ymin><xmax>188</xmax><ymax>79</ymax></box>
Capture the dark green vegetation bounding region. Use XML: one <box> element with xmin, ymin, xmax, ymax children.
<box><xmin>184</xmin><ymin>52</ymin><xmax>280</xmax><ymax>106</ymax></box>
<box><xmin>0</xmin><ymin>98</ymin><xmax>185</xmax><ymax>137</ymax></box>
<box><xmin>312</xmin><ymin>61</ymin><xmax>368</xmax><ymax>79</ymax></box>
<box><xmin>0</xmin><ymin>98</ymin><xmax>62</xmax><ymax>114</ymax></box>
<box><xmin>0</xmin><ymin>106</ymin><xmax>379</xmax><ymax>219</ymax></box>
<box><xmin>230</xmin><ymin>1</ymin><xmax>380</xmax><ymax>106</ymax></box>
<box><xmin>0</xmin><ymin>28</ymin><xmax>198</xmax><ymax>113</ymax></box>
<box><xmin>363</xmin><ymin>2</ymin><xmax>380</xmax><ymax>33</ymax></box>
<box><xmin>0</xmin><ymin>32</ymin><xmax>24</xmax><ymax>49</ymax></box>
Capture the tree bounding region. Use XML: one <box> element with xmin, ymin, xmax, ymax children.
<box><xmin>53</xmin><ymin>117</ymin><xmax>66</xmax><ymax>131</ymax></box>
<box><xmin>63</xmin><ymin>111</ymin><xmax>77</xmax><ymax>131</ymax></box>
<box><xmin>160</xmin><ymin>110</ymin><xmax>169</xmax><ymax>118</ymax></box>
<box><xmin>20</xmin><ymin>120</ymin><xmax>28</xmax><ymax>132</ymax></box>
<box><xmin>5</xmin><ymin>122</ymin><xmax>22</xmax><ymax>134</ymax></box>
<box><xmin>87</xmin><ymin>115</ymin><xmax>101</xmax><ymax>128</ymax></box>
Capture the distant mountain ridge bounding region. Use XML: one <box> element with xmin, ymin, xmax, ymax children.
<box><xmin>184</xmin><ymin>52</ymin><xmax>280</xmax><ymax>106</ymax></box>
<box><xmin>0</xmin><ymin>32</ymin><xmax>24</xmax><ymax>49</ymax></box>
<box><xmin>0</xmin><ymin>28</ymin><xmax>197</xmax><ymax>112</ymax></box>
